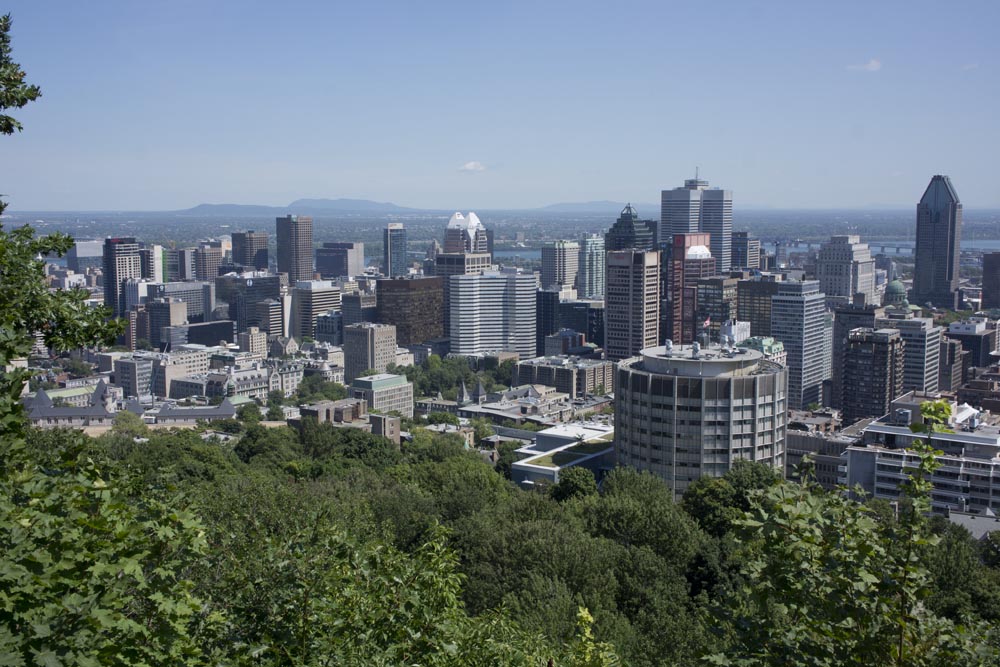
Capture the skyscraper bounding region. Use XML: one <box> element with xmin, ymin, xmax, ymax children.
<box><xmin>842</xmin><ymin>328</ymin><xmax>905</xmax><ymax>425</ymax></box>
<box><xmin>67</xmin><ymin>240</ymin><xmax>103</xmax><ymax>273</ymax></box>
<box><xmin>448</xmin><ymin>271</ymin><xmax>537</xmax><ymax>359</ymax></box>
<box><xmin>375</xmin><ymin>277</ymin><xmax>445</xmax><ymax>345</ymax></box>
<box><xmin>876</xmin><ymin>315</ymin><xmax>942</xmax><ymax>394</ymax></box>
<box><xmin>383</xmin><ymin>223</ymin><xmax>408</xmax><ymax>277</ymax></box>
<box><xmin>276</xmin><ymin>215</ymin><xmax>314</xmax><ymax>283</ymax></box>
<box><xmin>731</xmin><ymin>231</ymin><xmax>761</xmax><ymax>270</ymax></box>
<box><xmin>139</xmin><ymin>245</ymin><xmax>164</xmax><ymax>283</ymax></box>
<box><xmin>605</xmin><ymin>250</ymin><xmax>660</xmax><ymax>362</ymax></box>
<box><xmin>913</xmin><ymin>175</ymin><xmax>962</xmax><ymax>310</ymax></box>
<box><xmin>577</xmin><ymin>234</ymin><xmax>605</xmax><ymax>299</ymax></box>
<box><xmin>291</xmin><ymin>280</ymin><xmax>342</xmax><ymax>341</ymax></box>
<box><xmin>232</xmin><ymin>230</ymin><xmax>269</xmax><ymax>271</ymax></box>
<box><xmin>737</xmin><ymin>276</ymin><xmax>783</xmax><ymax>337</ymax></box>
<box><xmin>541</xmin><ymin>240</ymin><xmax>580</xmax><ymax>290</ymax></box>
<box><xmin>830</xmin><ymin>303</ymin><xmax>884</xmax><ymax>409</ymax></box>
<box><xmin>661</xmin><ymin>176</ymin><xmax>733</xmax><ymax>271</ymax></box>
<box><xmin>194</xmin><ymin>246</ymin><xmax>224</xmax><ymax>281</ymax></box>
<box><xmin>604</xmin><ymin>204</ymin><xmax>655</xmax><ymax>251</ymax></box>
<box><xmin>665</xmin><ymin>233</ymin><xmax>715</xmax><ymax>344</ymax></box>
<box><xmin>102</xmin><ymin>237</ymin><xmax>142</xmax><ymax>318</ymax></box>
<box><xmin>770</xmin><ymin>280</ymin><xmax>829</xmax><ymax>410</ymax></box>
<box><xmin>315</xmin><ymin>242</ymin><xmax>365</xmax><ymax>279</ymax></box>
<box><xmin>815</xmin><ymin>235</ymin><xmax>876</xmax><ymax>307</ymax></box>
<box><xmin>443</xmin><ymin>212</ymin><xmax>489</xmax><ymax>254</ymax></box>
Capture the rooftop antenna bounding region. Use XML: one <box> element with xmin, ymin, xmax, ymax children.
<box><xmin>695</xmin><ymin>166</ymin><xmax>699</xmax><ymax>180</ymax></box>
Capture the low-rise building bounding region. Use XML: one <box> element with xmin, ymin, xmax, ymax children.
<box><xmin>153</xmin><ymin>398</ymin><xmax>237</xmax><ymax>424</ymax></box>
<box><xmin>510</xmin><ymin>422</ymin><xmax>615</xmax><ymax>487</ymax></box>
<box><xmin>349</xmin><ymin>373</ymin><xmax>414</xmax><ymax>418</ymax></box>
<box><xmin>843</xmin><ymin>392</ymin><xmax>1000</xmax><ymax>515</ymax></box>
<box><xmin>514</xmin><ymin>355</ymin><xmax>614</xmax><ymax>399</ymax></box>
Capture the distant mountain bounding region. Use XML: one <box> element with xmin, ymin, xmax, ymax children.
<box><xmin>178</xmin><ymin>198</ymin><xmax>415</xmax><ymax>216</ymax></box>
<box><xmin>288</xmin><ymin>198</ymin><xmax>415</xmax><ymax>212</ymax></box>
<box><xmin>539</xmin><ymin>201</ymin><xmax>660</xmax><ymax>214</ymax></box>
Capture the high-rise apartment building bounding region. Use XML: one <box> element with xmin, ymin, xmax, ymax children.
<box><xmin>876</xmin><ymin>315</ymin><xmax>941</xmax><ymax>394</ymax></box>
<box><xmin>276</xmin><ymin>215</ymin><xmax>314</xmax><ymax>283</ymax></box>
<box><xmin>983</xmin><ymin>253</ymin><xmax>1000</xmax><ymax>311</ymax></box>
<box><xmin>665</xmin><ymin>233</ymin><xmax>715</xmax><ymax>344</ymax></box>
<box><xmin>541</xmin><ymin>240</ymin><xmax>580</xmax><ymax>290</ymax></box>
<box><xmin>771</xmin><ymin>280</ymin><xmax>829</xmax><ymax>410</ymax></box>
<box><xmin>913</xmin><ymin>175</ymin><xmax>962</xmax><ymax>310</ymax></box>
<box><xmin>103</xmin><ymin>237</ymin><xmax>142</xmax><ymax>318</ymax></box>
<box><xmin>383</xmin><ymin>223</ymin><xmax>408</xmax><ymax>277</ymax></box>
<box><xmin>448</xmin><ymin>271</ymin><xmax>537</xmax><ymax>359</ymax></box>
<box><xmin>815</xmin><ymin>235</ymin><xmax>876</xmax><ymax>307</ymax></box>
<box><xmin>830</xmin><ymin>303</ymin><xmax>884</xmax><ymax>409</ymax></box>
<box><xmin>577</xmin><ymin>234</ymin><xmax>605</xmax><ymax>299</ymax></box>
<box><xmin>605</xmin><ymin>204</ymin><xmax>655</xmax><ymax>251</ymax></box>
<box><xmin>731</xmin><ymin>231</ymin><xmax>760</xmax><ymax>270</ymax></box>
<box><xmin>315</xmin><ymin>242</ymin><xmax>365</xmax><ymax>279</ymax></box>
<box><xmin>343</xmin><ymin>322</ymin><xmax>397</xmax><ymax>382</ymax></box>
<box><xmin>661</xmin><ymin>177</ymin><xmax>732</xmax><ymax>271</ymax></box>
<box><xmin>232</xmin><ymin>230</ymin><xmax>269</xmax><ymax>271</ymax></box>
<box><xmin>375</xmin><ymin>277</ymin><xmax>445</xmax><ymax>345</ymax></box>
<box><xmin>444</xmin><ymin>212</ymin><xmax>489</xmax><ymax>254</ymax></box>
<box><xmin>291</xmin><ymin>280</ymin><xmax>342</xmax><ymax>341</ymax></box>
<box><xmin>842</xmin><ymin>328</ymin><xmax>905</xmax><ymax>425</ymax></box>
<box><xmin>194</xmin><ymin>246</ymin><xmax>225</xmax><ymax>281</ymax></box>
<box><xmin>615</xmin><ymin>343</ymin><xmax>787</xmax><ymax>496</ymax></box>
<box><xmin>605</xmin><ymin>250</ymin><xmax>660</xmax><ymax>362</ymax></box>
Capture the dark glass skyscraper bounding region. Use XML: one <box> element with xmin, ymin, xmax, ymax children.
<box><xmin>232</xmin><ymin>230</ymin><xmax>269</xmax><ymax>271</ymax></box>
<box><xmin>912</xmin><ymin>175</ymin><xmax>962</xmax><ymax>310</ymax></box>
<box><xmin>383</xmin><ymin>223</ymin><xmax>408</xmax><ymax>277</ymax></box>
<box><xmin>276</xmin><ymin>215</ymin><xmax>314</xmax><ymax>282</ymax></box>
<box><xmin>604</xmin><ymin>204</ymin><xmax>655</xmax><ymax>252</ymax></box>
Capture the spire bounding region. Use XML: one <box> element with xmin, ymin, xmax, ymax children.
<box><xmin>457</xmin><ymin>380</ymin><xmax>471</xmax><ymax>405</ymax></box>
<box><xmin>472</xmin><ymin>378</ymin><xmax>487</xmax><ymax>403</ymax></box>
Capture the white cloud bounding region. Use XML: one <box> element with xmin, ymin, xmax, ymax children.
<box><xmin>459</xmin><ymin>161</ymin><xmax>487</xmax><ymax>172</ymax></box>
<box><xmin>961</xmin><ymin>63</ymin><xmax>979</xmax><ymax>71</ymax></box>
<box><xmin>847</xmin><ymin>58</ymin><xmax>882</xmax><ymax>72</ymax></box>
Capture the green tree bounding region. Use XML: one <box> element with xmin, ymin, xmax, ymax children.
<box><xmin>551</xmin><ymin>466</ymin><xmax>598</xmax><ymax>502</ymax></box>
<box><xmin>707</xmin><ymin>401</ymin><xmax>997</xmax><ymax>666</ymax></box>
<box><xmin>0</xmin><ymin>14</ymin><xmax>40</xmax><ymax>138</ymax></box>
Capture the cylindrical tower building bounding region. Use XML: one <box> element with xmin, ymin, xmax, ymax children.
<box><xmin>615</xmin><ymin>342</ymin><xmax>787</xmax><ymax>496</ymax></box>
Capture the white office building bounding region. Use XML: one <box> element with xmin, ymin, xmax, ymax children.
<box><xmin>449</xmin><ymin>271</ymin><xmax>536</xmax><ymax>359</ymax></box>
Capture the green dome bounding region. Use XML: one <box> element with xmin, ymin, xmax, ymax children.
<box><xmin>885</xmin><ymin>280</ymin><xmax>908</xmax><ymax>307</ymax></box>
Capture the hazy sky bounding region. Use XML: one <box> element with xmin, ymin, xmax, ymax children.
<box><xmin>2</xmin><ymin>0</ymin><xmax>998</xmax><ymax>211</ymax></box>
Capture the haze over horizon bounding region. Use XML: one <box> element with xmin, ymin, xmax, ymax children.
<box><xmin>2</xmin><ymin>0</ymin><xmax>998</xmax><ymax>211</ymax></box>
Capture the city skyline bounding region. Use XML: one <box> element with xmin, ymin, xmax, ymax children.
<box><xmin>1</xmin><ymin>1</ymin><xmax>998</xmax><ymax>211</ymax></box>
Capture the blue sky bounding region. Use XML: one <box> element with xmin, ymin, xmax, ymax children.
<box><xmin>2</xmin><ymin>0</ymin><xmax>998</xmax><ymax>210</ymax></box>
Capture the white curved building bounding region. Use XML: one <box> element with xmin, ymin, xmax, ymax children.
<box><xmin>444</xmin><ymin>212</ymin><xmax>490</xmax><ymax>254</ymax></box>
<box><xmin>615</xmin><ymin>343</ymin><xmax>787</xmax><ymax>495</ymax></box>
